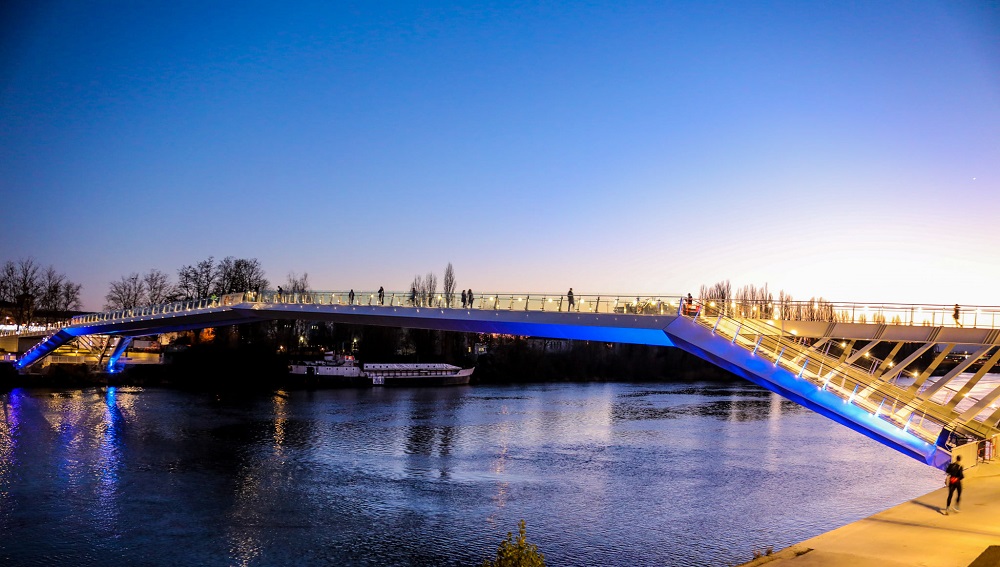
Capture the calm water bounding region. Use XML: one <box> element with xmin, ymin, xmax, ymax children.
<box><xmin>0</xmin><ymin>382</ymin><xmax>941</xmax><ymax>566</ymax></box>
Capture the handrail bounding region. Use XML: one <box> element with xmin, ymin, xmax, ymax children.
<box><xmin>681</xmin><ymin>300</ymin><xmax>998</xmax><ymax>444</ymax></box>
<box><xmin>5</xmin><ymin>291</ymin><xmax>998</xmax><ymax>334</ymax></box>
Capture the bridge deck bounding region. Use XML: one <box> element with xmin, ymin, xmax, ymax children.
<box><xmin>10</xmin><ymin>291</ymin><xmax>1000</xmax><ymax>468</ymax></box>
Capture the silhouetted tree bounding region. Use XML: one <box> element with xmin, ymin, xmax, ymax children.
<box><xmin>443</xmin><ymin>263</ymin><xmax>456</xmax><ymax>307</ymax></box>
<box><xmin>105</xmin><ymin>273</ymin><xmax>144</xmax><ymax>310</ymax></box>
<box><xmin>410</xmin><ymin>274</ymin><xmax>425</xmax><ymax>306</ymax></box>
<box><xmin>38</xmin><ymin>266</ymin><xmax>82</xmax><ymax>322</ymax></box>
<box><xmin>425</xmin><ymin>271</ymin><xmax>438</xmax><ymax>306</ymax></box>
<box><xmin>143</xmin><ymin>268</ymin><xmax>178</xmax><ymax>304</ymax></box>
<box><xmin>177</xmin><ymin>257</ymin><xmax>216</xmax><ymax>299</ymax></box>
<box><xmin>0</xmin><ymin>258</ymin><xmax>80</xmax><ymax>327</ymax></box>
<box><xmin>213</xmin><ymin>256</ymin><xmax>268</xmax><ymax>295</ymax></box>
<box><xmin>286</xmin><ymin>271</ymin><xmax>310</xmax><ymax>294</ymax></box>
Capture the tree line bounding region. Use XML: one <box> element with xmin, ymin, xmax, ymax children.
<box><xmin>105</xmin><ymin>256</ymin><xmax>270</xmax><ymax>310</ymax></box>
<box><xmin>2</xmin><ymin>255</ymin><xmax>462</xmax><ymax>325</ymax></box>
<box><xmin>409</xmin><ymin>262</ymin><xmax>457</xmax><ymax>307</ymax></box>
<box><xmin>0</xmin><ymin>258</ymin><xmax>82</xmax><ymax>326</ymax></box>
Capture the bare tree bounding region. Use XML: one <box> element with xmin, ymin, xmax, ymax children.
<box><xmin>1</xmin><ymin>259</ymin><xmax>81</xmax><ymax>325</ymax></box>
<box><xmin>425</xmin><ymin>271</ymin><xmax>438</xmax><ymax>307</ymax></box>
<box><xmin>410</xmin><ymin>275</ymin><xmax>424</xmax><ymax>306</ymax></box>
<box><xmin>177</xmin><ymin>257</ymin><xmax>216</xmax><ymax>299</ymax></box>
<box><xmin>443</xmin><ymin>263</ymin><xmax>456</xmax><ymax>308</ymax></box>
<box><xmin>0</xmin><ymin>260</ymin><xmax>16</xmax><ymax>309</ymax></box>
<box><xmin>38</xmin><ymin>266</ymin><xmax>67</xmax><ymax>322</ymax></box>
<box><xmin>699</xmin><ymin>279</ymin><xmax>731</xmax><ymax>317</ymax></box>
<box><xmin>61</xmin><ymin>281</ymin><xmax>82</xmax><ymax>313</ymax></box>
<box><xmin>7</xmin><ymin>258</ymin><xmax>42</xmax><ymax>327</ymax></box>
<box><xmin>143</xmin><ymin>269</ymin><xmax>177</xmax><ymax>304</ymax></box>
<box><xmin>214</xmin><ymin>257</ymin><xmax>268</xmax><ymax>295</ymax></box>
<box><xmin>286</xmin><ymin>272</ymin><xmax>310</xmax><ymax>294</ymax></box>
<box><xmin>105</xmin><ymin>273</ymin><xmax>144</xmax><ymax>310</ymax></box>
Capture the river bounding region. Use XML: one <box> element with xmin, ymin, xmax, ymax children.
<box><xmin>0</xmin><ymin>382</ymin><xmax>942</xmax><ymax>566</ymax></box>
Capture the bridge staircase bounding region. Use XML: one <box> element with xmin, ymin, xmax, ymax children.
<box><xmin>662</xmin><ymin>306</ymin><xmax>999</xmax><ymax>468</ymax></box>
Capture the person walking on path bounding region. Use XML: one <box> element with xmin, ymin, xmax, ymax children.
<box><xmin>953</xmin><ymin>304</ymin><xmax>963</xmax><ymax>327</ymax></box>
<box><xmin>378</xmin><ymin>287</ymin><xmax>384</xmax><ymax>305</ymax></box>
<box><xmin>461</xmin><ymin>289</ymin><xmax>467</xmax><ymax>308</ymax></box>
<box><xmin>410</xmin><ymin>286</ymin><xmax>417</xmax><ymax>306</ymax></box>
<box><xmin>944</xmin><ymin>455</ymin><xmax>965</xmax><ymax>515</ymax></box>
<box><xmin>467</xmin><ymin>289</ymin><xmax>474</xmax><ymax>309</ymax></box>
<box><xmin>684</xmin><ymin>293</ymin><xmax>694</xmax><ymax>315</ymax></box>
<box><xmin>567</xmin><ymin>288</ymin><xmax>575</xmax><ymax>312</ymax></box>
<box><xmin>348</xmin><ymin>289</ymin><xmax>355</xmax><ymax>305</ymax></box>
<box><xmin>276</xmin><ymin>286</ymin><xmax>283</xmax><ymax>303</ymax></box>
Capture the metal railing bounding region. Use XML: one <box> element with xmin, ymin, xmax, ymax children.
<box><xmin>682</xmin><ymin>300</ymin><xmax>998</xmax><ymax>445</ymax></box>
<box><xmin>69</xmin><ymin>293</ymin><xmax>245</xmax><ymax>326</ymax></box>
<box><xmin>697</xmin><ymin>299</ymin><xmax>1000</xmax><ymax>329</ymax></box>
<box><xmin>245</xmin><ymin>290</ymin><xmax>686</xmax><ymax>315</ymax></box>
<box><xmin>5</xmin><ymin>291</ymin><xmax>996</xmax><ymax>334</ymax></box>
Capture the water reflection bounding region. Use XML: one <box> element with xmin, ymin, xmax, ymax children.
<box><xmin>0</xmin><ymin>390</ymin><xmax>21</xmax><ymax>531</ymax></box>
<box><xmin>95</xmin><ymin>387</ymin><xmax>124</xmax><ymax>536</ymax></box>
<box><xmin>0</xmin><ymin>382</ymin><xmax>944</xmax><ymax>567</ymax></box>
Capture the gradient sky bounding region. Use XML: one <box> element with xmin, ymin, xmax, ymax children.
<box><xmin>2</xmin><ymin>1</ymin><xmax>998</xmax><ymax>311</ymax></box>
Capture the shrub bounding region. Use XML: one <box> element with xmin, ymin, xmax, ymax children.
<box><xmin>483</xmin><ymin>520</ymin><xmax>545</xmax><ymax>567</ymax></box>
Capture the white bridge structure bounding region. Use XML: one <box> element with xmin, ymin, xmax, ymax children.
<box><xmin>7</xmin><ymin>290</ymin><xmax>1000</xmax><ymax>470</ymax></box>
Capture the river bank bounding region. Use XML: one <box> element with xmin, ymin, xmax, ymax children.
<box><xmin>740</xmin><ymin>460</ymin><xmax>1000</xmax><ymax>567</ymax></box>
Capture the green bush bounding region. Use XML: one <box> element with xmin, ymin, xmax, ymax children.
<box><xmin>483</xmin><ymin>520</ymin><xmax>545</xmax><ymax>567</ymax></box>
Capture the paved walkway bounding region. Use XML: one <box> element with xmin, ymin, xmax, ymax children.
<box><xmin>744</xmin><ymin>461</ymin><xmax>1000</xmax><ymax>567</ymax></box>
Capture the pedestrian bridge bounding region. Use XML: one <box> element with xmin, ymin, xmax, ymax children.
<box><xmin>9</xmin><ymin>290</ymin><xmax>1000</xmax><ymax>469</ymax></box>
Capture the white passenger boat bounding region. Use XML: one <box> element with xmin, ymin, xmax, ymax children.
<box><xmin>289</xmin><ymin>353</ymin><xmax>473</xmax><ymax>386</ymax></box>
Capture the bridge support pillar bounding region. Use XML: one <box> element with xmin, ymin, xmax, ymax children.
<box><xmin>106</xmin><ymin>337</ymin><xmax>132</xmax><ymax>374</ymax></box>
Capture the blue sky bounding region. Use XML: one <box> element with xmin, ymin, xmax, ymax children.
<box><xmin>2</xmin><ymin>1</ymin><xmax>998</xmax><ymax>310</ymax></box>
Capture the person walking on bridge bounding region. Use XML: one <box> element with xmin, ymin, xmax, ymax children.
<box><xmin>349</xmin><ymin>289</ymin><xmax>355</xmax><ymax>305</ymax></box>
<box><xmin>953</xmin><ymin>304</ymin><xmax>963</xmax><ymax>327</ymax></box>
<box><xmin>567</xmin><ymin>288</ymin><xmax>575</xmax><ymax>312</ymax></box>
<box><xmin>467</xmin><ymin>289</ymin><xmax>474</xmax><ymax>309</ymax></box>
<box><xmin>944</xmin><ymin>455</ymin><xmax>964</xmax><ymax>515</ymax></box>
<box><xmin>378</xmin><ymin>286</ymin><xmax>384</xmax><ymax>305</ymax></box>
<box><xmin>461</xmin><ymin>289</ymin><xmax>467</xmax><ymax>308</ymax></box>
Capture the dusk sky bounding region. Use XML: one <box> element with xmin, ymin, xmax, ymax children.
<box><xmin>2</xmin><ymin>1</ymin><xmax>998</xmax><ymax>311</ymax></box>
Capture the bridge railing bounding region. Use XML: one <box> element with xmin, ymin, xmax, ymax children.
<box><xmin>0</xmin><ymin>322</ymin><xmax>72</xmax><ymax>337</ymax></box>
<box><xmin>698</xmin><ymin>299</ymin><xmax>1000</xmax><ymax>329</ymax></box>
<box><xmin>49</xmin><ymin>290</ymin><xmax>1000</xmax><ymax>331</ymax></box>
<box><xmin>68</xmin><ymin>293</ymin><xmax>246</xmax><ymax>327</ymax></box>
<box><xmin>247</xmin><ymin>290</ymin><xmax>687</xmax><ymax>315</ymax></box>
<box><xmin>683</xmin><ymin>300</ymin><xmax>997</xmax><ymax>444</ymax></box>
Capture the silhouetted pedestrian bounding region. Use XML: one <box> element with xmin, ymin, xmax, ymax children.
<box><xmin>349</xmin><ymin>289</ymin><xmax>355</xmax><ymax>305</ymax></box>
<box><xmin>410</xmin><ymin>286</ymin><xmax>417</xmax><ymax>306</ymax></box>
<box><xmin>467</xmin><ymin>289</ymin><xmax>474</xmax><ymax>309</ymax></box>
<box><xmin>461</xmin><ymin>289</ymin><xmax>467</xmax><ymax>308</ymax></box>
<box><xmin>277</xmin><ymin>286</ymin><xmax>283</xmax><ymax>302</ymax></box>
<box><xmin>685</xmin><ymin>293</ymin><xmax>694</xmax><ymax>315</ymax></box>
<box><xmin>944</xmin><ymin>455</ymin><xmax>964</xmax><ymax>515</ymax></box>
<box><xmin>567</xmin><ymin>288</ymin><xmax>575</xmax><ymax>311</ymax></box>
<box><xmin>378</xmin><ymin>286</ymin><xmax>384</xmax><ymax>305</ymax></box>
<box><xmin>953</xmin><ymin>304</ymin><xmax>963</xmax><ymax>327</ymax></box>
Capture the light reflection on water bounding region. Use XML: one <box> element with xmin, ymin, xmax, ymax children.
<box><xmin>0</xmin><ymin>382</ymin><xmax>942</xmax><ymax>566</ymax></box>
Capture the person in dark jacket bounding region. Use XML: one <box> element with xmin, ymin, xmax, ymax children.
<box><xmin>944</xmin><ymin>455</ymin><xmax>964</xmax><ymax>515</ymax></box>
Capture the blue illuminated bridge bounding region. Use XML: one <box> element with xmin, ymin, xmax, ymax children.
<box><xmin>8</xmin><ymin>290</ymin><xmax>1000</xmax><ymax>470</ymax></box>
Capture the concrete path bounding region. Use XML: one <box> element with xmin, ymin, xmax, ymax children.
<box><xmin>744</xmin><ymin>461</ymin><xmax>1000</xmax><ymax>567</ymax></box>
